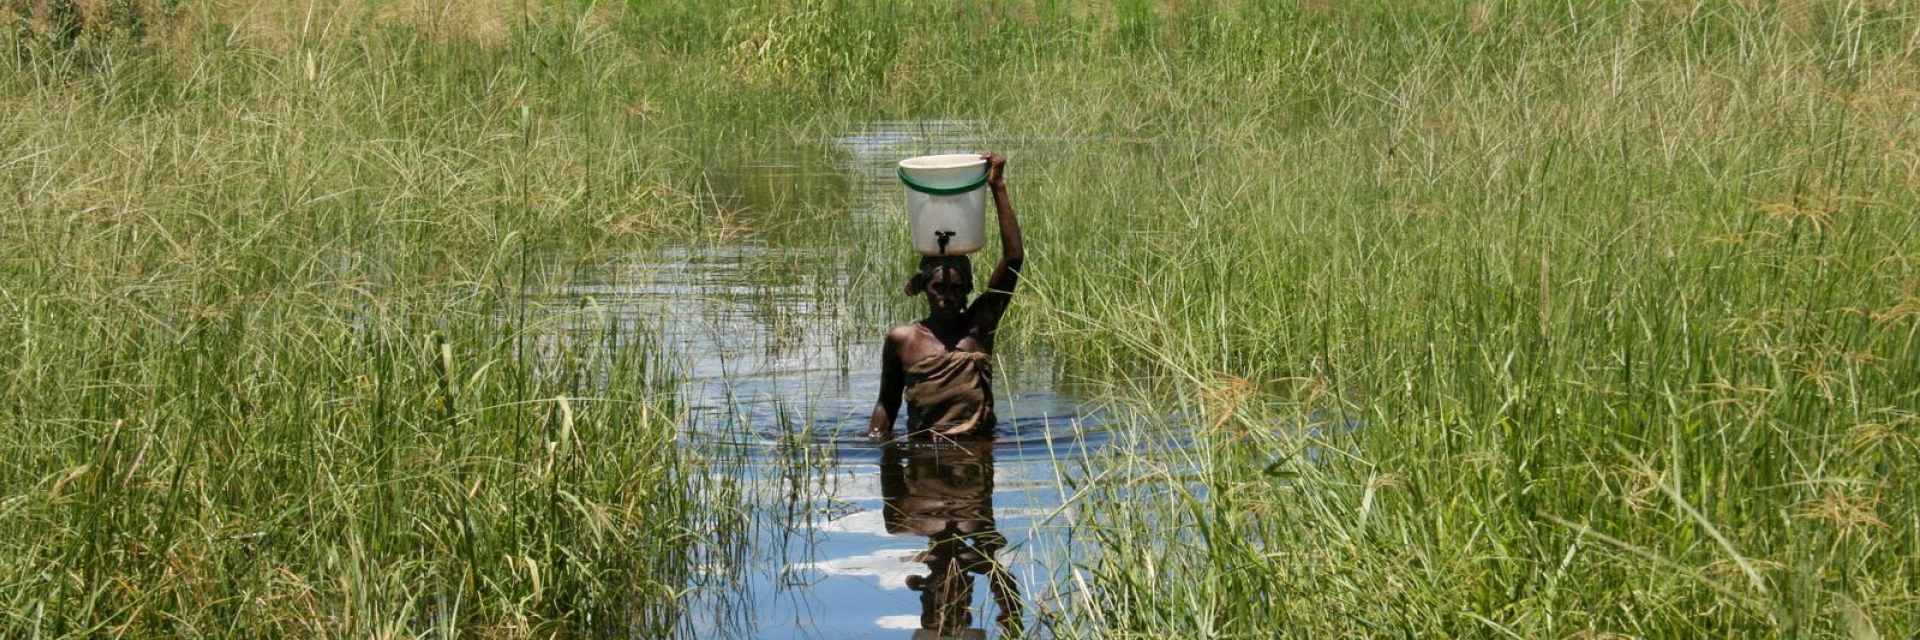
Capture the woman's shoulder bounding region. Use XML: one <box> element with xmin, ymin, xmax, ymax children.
<box><xmin>884</xmin><ymin>323</ymin><xmax>924</xmax><ymax>343</ymax></box>
<box><xmin>883</xmin><ymin>323</ymin><xmax>935</xmax><ymax>354</ymax></box>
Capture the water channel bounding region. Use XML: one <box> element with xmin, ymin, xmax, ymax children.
<box><xmin>566</xmin><ymin>122</ymin><xmax>1122</xmax><ymax>639</ymax></box>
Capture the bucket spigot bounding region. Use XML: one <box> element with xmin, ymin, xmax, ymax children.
<box><xmin>934</xmin><ymin>230</ymin><xmax>956</xmax><ymax>255</ymax></box>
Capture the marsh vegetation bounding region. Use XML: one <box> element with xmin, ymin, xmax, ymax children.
<box><xmin>5</xmin><ymin>0</ymin><xmax>1918</xmax><ymax>637</ymax></box>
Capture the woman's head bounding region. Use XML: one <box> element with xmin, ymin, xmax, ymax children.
<box><xmin>905</xmin><ymin>256</ymin><xmax>973</xmax><ymax>316</ymax></box>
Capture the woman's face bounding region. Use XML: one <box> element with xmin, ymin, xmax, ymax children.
<box><xmin>923</xmin><ymin>267</ymin><xmax>971</xmax><ymax>316</ymax></box>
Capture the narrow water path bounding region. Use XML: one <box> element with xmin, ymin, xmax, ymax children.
<box><xmin>566</xmin><ymin>123</ymin><xmax>1113</xmax><ymax>638</ymax></box>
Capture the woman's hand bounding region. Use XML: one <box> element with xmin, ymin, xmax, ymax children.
<box><xmin>981</xmin><ymin>152</ymin><xmax>1007</xmax><ymax>189</ymax></box>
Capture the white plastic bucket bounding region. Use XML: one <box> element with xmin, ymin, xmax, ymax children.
<box><xmin>898</xmin><ymin>154</ymin><xmax>988</xmax><ymax>256</ymax></box>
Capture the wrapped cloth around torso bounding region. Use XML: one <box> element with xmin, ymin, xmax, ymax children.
<box><xmin>902</xmin><ymin>351</ymin><xmax>995</xmax><ymax>439</ymax></box>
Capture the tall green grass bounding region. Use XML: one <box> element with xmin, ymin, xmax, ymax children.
<box><xmin>1</xmin><ymin>1</ymin><xmax>725</xmax><ymax>635</ymax></box>
<box><xmin>7</xmin><ymin>0</ymin><xmax>1920</xmax><ymax>636</ymax></box>
<box><xmin>981</xmin><ymin>2</ymin><xmax>1920</xmax><ymax>636</ymax></box>
<box><xmin>625</xmin><ymin>0</ymin><xmax>1920</xmax><ymax>635</ymax></box>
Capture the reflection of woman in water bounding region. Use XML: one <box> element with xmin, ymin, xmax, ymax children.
<box><xmin>868</xmin><ymin>153</ymin><xmax>1022</xmax><ymax>442</ymax></box>
<box><xmin>880</xmin><ymin>442</ymin><xmax>1022</xmax><ymax>635</ymax></box>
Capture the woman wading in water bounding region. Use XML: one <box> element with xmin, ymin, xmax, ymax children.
<box><xmin>868</xmin><ymin>152</ymin><xmax>1022</xmax><ymax>442</ymax></box>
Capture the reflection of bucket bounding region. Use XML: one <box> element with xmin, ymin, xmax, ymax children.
<box><xmin>898</xmin><ymin>154</ymin><xmax>987</xmax><ymax>256</ymax></box>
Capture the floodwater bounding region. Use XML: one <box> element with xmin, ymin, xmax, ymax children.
<box><xmin>566</xmin><ymin>122</ymin><xmax>1118</xmax><ymax>638</ymax></box>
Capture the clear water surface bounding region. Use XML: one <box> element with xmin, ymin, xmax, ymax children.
<box><xmin>565</xmin><ymin>122</ymin><xmax>1121</xmax><ymax>639</ymax></box>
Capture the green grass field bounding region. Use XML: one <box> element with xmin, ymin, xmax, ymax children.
<box><xmin>5</xmin><ymin>0</ymin><xmax>1918</xmax><ymax>636</ymax></box>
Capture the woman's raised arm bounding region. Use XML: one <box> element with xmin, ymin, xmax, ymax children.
<box><xmin>970</xmin><ymin>153</ymin><xmax>1022</xmax><ymax>332</ymax></box>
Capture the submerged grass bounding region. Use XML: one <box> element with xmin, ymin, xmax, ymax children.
<box><xmin>8</xmin><ymin>0</ymin><xmax>1920</xmax><ymax>637</ymax></box>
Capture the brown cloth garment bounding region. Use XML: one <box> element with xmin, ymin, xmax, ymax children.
<box><xmin>902</xmin><ymin>351</ymin><xmax>994</xmax><ymax>438</ymax></box>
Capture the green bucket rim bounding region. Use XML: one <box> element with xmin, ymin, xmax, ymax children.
<box><xmin>897</xmin><ymin>166</ymin><xmax>988</xmax><ymax>196</ymax></box>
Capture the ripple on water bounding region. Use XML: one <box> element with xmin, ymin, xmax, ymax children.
<box><xmin>562</xmin><ymin>122</ymin><xmax>1150</xmax><ymax>639</ymax></box>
